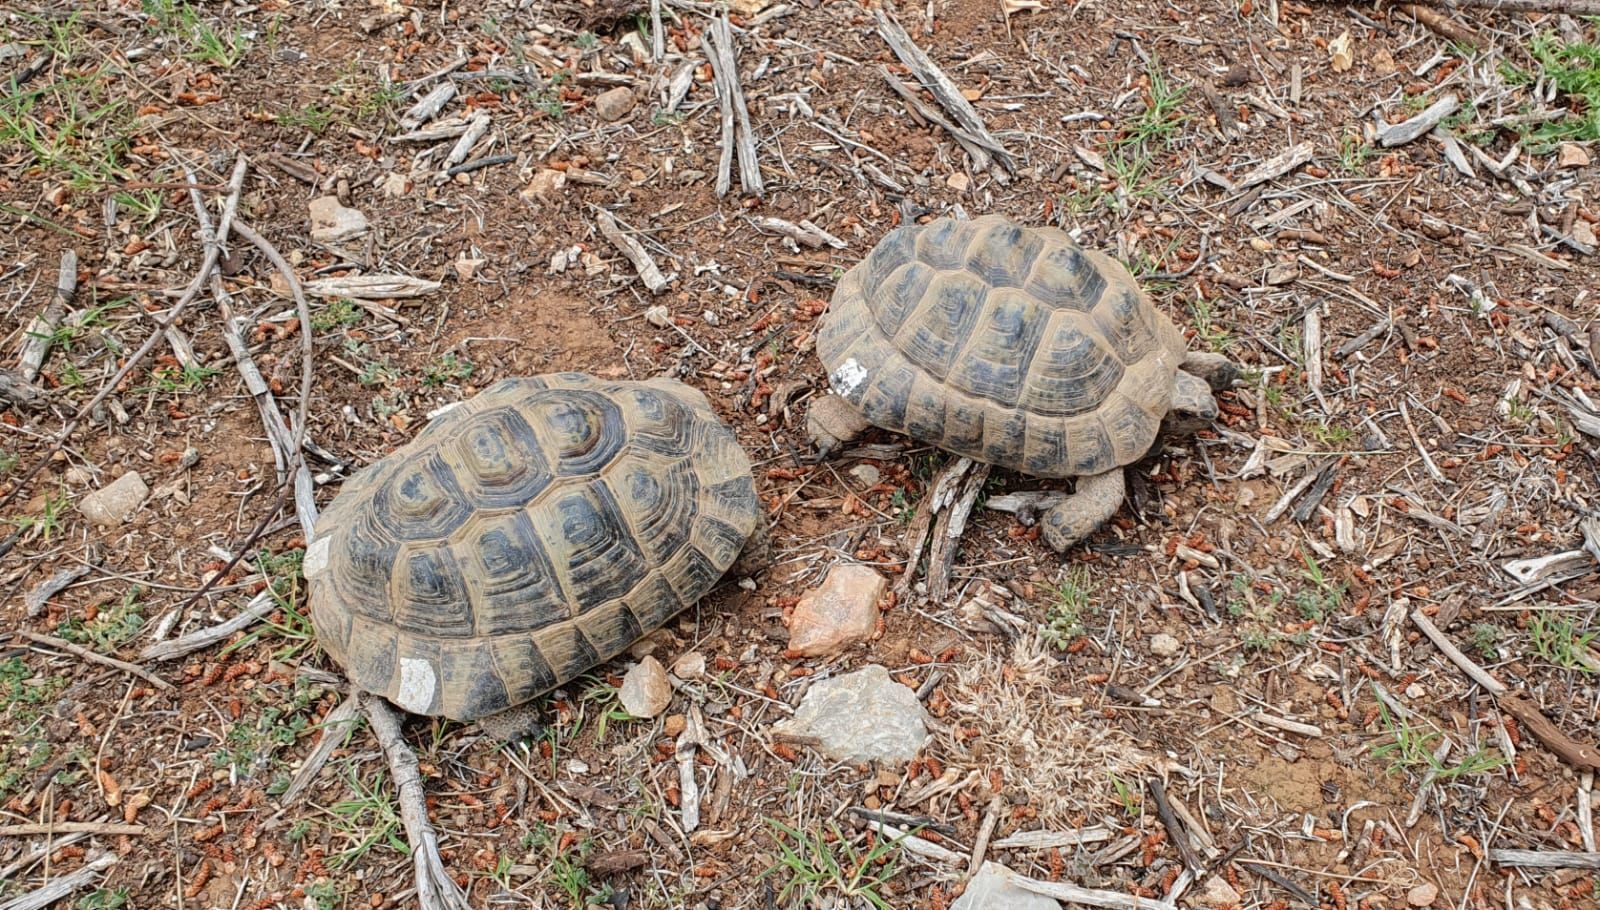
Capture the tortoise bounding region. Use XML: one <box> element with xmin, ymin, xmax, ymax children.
<box><xmin>808</xmin><ymin>215</ymin><xmax>1236</xmax><ymax>553</ymax></box>
<box><xmin>303</xmin><ymin>373</ymin><xmax>764</xmax><ymax>738</ymax></box>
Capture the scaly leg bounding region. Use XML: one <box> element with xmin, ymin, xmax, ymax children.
<box><xmin>1039</xmin><ymin>470</ymin><xmax>1126</xmax><ymax>553</ymax></box>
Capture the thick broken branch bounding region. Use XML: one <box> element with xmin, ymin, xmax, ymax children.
<box><xmin>875</xmin><ymin>8</ymin><xmax>1015</xmax><ymax>173</ymax></box>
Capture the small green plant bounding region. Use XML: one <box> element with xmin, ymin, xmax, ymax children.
<box><xmin>575</xmin><ymin>31</ymin><xmax>599</xmax><ymax>49</ymax></box>
<box><xmin>1293</xmin><ymin>550</ymin><xmax>1344</xmax><ymax>621</ymax></box>
<box><xmin>10</xmin><ymin>489</ymin><xmax>70</xmax><ymax>542</ymax></box>
<box><xmin>213</xmin><ymin>676</ymin><xmax>319</xmax><ymax>777</ymax></box>
<box><xmin>59</xmin><ymin>587</ymin><xmax>146</xmax><ymax>652</ymax></box>
<box><xmin>1189</xmin><ymin>299</ymin><xmax>1232</xmax><ymax>352</ymax></box>
<box><xmin>1500</xmin><ymin>32</ymin><xmax>1600</xmax><ymax>148</ymax></box>
<box><xmin>313</xmin><ymin>298</ymin><xmax>364</xmax><ymax>331</ymax></box>
<box><xmin>423</xmin><ymin>353</ymin><xmax>475</xmax><ymax>387</ymax></box>
<box><xmin>277</xmin><ymin>104</ymin><xmax>334</xmax><ymax>134</ymax></box>
<box><xmin>762</xmin><ymin>819</ymin><xmax>906</xmax><ymax>910</ymax></box>
<box><xmin>231</xmin><ymin>548</ymin><xmax>314</xmax><ymax>659</ymax></box>
<box><xmin>1337</xmin><ymin>132</ymin><xmax>1372</xmax><ymax>174</ymax></box>
<box><xmin>143</xmin><ymin>0</ymin><xmax>253</xmax><ymax>68</ymax></box>
<box><xmin>1370</xmin><ymin>694</ymin><xmax>1507</xmax><ymax>780</ymax></box>
<box><xmin>323</xmin><ymin>768</ymin><xmax>407</xmax><ymax>868</ymax></box>
<box><xmin>1041</xmin><ymin>566</ymin><xmax>1094</xmax><ymax>649</ymax></box>
<box><xmin>1108</xmin><ymin>773</ymin><xmax>1140</xmax><ymax>816</ymax></box>
<box><xmin>0</xmin><ymin>452</ymin><xmax>18</xmax><ymax>476</ymax></box>
<box><xmin>1504</xmin><ymin>400</ymin><xmax>1537</xmax><ymax>426</ymax></box>
<box><xmin>76</xmin><ymin>889</ymin><xmax>129</xmax><ymax>910</ymax></box>
<box><xmin>1308</xmin><ymin>420</ymin><xmax>1356</xmax><ymax>448</ymax></box>
<box><xmin>1528</xmin><ymin>613</ymin><xmax>1598</xmax><ymax>673</ymax></box>
<box><xmin>141</xmin><ymin>363</ymin><xmax>221</xmax><ymax>395</ymax></box>
<box><xmin>0</xmin><ymin>657</ymin><xmax>69</xmax><ymax>803</ymax></box>
<box><xmin>1470</xmin><ymin>623</ymin><xmax>1502</xmax><ymax>662</ymax></box>
<box><xmin>303</xmin><ymin>881</ymin><xmax>342</xmax><ymax>910</ymax></box>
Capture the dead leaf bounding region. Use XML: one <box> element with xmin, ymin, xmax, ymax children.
<box><xmin>1329</xmin><ymin>31</ymin><xmax>1354</xmax><ymax>73</ymax></box>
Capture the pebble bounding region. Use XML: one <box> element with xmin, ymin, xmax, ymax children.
<box><xmin>594</xmin><ymin>86</ymin><xmax>636</xmax><ymax>122</ymax></box>
<box><xmin>1150</xmin><ymin>633</ymin><xmax>1181</xmax><ymax>657</ymax></box>
<box><xmin>663</xmin><ymin>714</ymin><xmax>686</xmax><ymax>737</ymax></box>
<box><xmin>772</xmin><ymin>665</ymin><xmax>929</xmax><ymax>765</ymax></box>
<box><xmin>1407</xmin><ymin>883</ymin><xmax>1439</xmax><ymax>907</ymax></box>
<box><xmin>671</xmin><ymin>651</ymin><xmax>706</xmax><ymax>680</ymax></box>
<box><xmin>618</xmin><ymin>656</ymin><xmax>672</xmax><ymax>718</ymax></box>
<box><xmin>307</xmin><ymin>196</ymin><xmax>368</xmax><ymax>243</ymax></box>
<box><xmin>78</xmin><ymin>472</ymin><xmax>149</xmax><ymax>527</ymax></box>
<box><xmin>848</xmin><ymin>464</ymin><xmax>881</xmax><ymax>487</ymax></box>
<box><xmin>787</xmin><ymin>564</ymin><xmax>886</xmax><ymax>658</ymax></box>
<box><xmin>1193</xmin><ymin>875</ymin><xmax>1243</xmax><ymax>909</ymax></box>
<box><xmin>520</xmin><ymin>168</ymin><xmax>567</xmax><ymax>200</ymax></box>
<box><xmin>1558</xmin><ymin>142</ymin><xmax>1590</xmax><ymax>169</ymax></box>
<box><xmin>953</xmin><ymin>863</ymin><xmax>1059</xmax><ymax>910</ymax></box>
<box><xmin>379</xmin><ymin>172</ymin><xmax>411</xmax><ymax>197</ymax></box>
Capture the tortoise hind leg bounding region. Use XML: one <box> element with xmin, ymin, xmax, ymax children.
<box><xmin>476</xmin><ymin>703</ymin><xmax>544</xmax><ymax>742</ymax></box>
<box><xmin>730</xmin><ymin>513</ymin><xmax>773</xmax><ymax>578</ymax></box>
<box><xmin>1039</xmin><ymin>470</ymin><xmax>1126</xmax><ymax>553</ymax></box>
<box><xmin>806</xmin><ymin>394</ymin><xmax>871</xmax><ymax>457</ymax></box>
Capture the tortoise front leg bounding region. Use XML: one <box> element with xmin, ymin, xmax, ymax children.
<box><xmin>805</xmin><ymin>393</ymin><xmax>871</xmax><ymax>457</ymax></box>
<box><xmin>475</xmin><ymin>702</ymin><xmax>545</xmax><ymax>742</ymax></box>
<box><xmin>1039</xmin><ymin>469</ymin><xmax>1125</xmax><ymax>553</ymax></box>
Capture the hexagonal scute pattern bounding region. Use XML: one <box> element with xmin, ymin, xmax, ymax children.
<box><xmin>306</xmin><ymin>374</ymin><xmax>759</xmax><ymax>723</ymax></box>
<box><xmin>816</xmin><ymin>214</ymin><xmax>1187</xmax><ymax>478</ymax></box>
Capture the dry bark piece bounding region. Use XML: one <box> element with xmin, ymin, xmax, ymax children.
<box><xmin>595</xmin><ymin>210</ymin><xmax>671</xmax><ymax>294</ymax></box>
<box><xmin>17</xmin><ymin>249</ymin><xmax>76</xmax><ymax>383</ymax></box>
<box><xmin>0</xmin><ymin>852</ymin><xmax>117</xmax><ymax>910</ymax></box>
<box><xmin>704</xmin><ymin>15</ymin><xmax>763</xmax><ymax>197</ymax></box>
<box><xmin>1379</xmin><ymin>94</ymin><xmax>1459</xmax><ymax>148</ymax></box>
<box><xmin>301</xmin><ymin>275</ymin><xmax>442</xmax><ymax>299</ymax></box>
<box><xmin>1486</xmin><ymin>849</ymin><xmax>1600</xmax><ymax>869</ymax></box>
<box><xmin>1234</xmin><ymin>142</ymin><xmax>1315</xmax><ymax>189</ymax></box>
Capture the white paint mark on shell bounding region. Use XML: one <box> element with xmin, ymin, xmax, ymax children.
<box><xmin>396</xmin><ymin>658</ymin><xmax>437</xmax><ymax>714</ymax></box>
<box><xmin>831</xmin><ymin>358</ymin><xmax>868</xmax><ymax>397</ymax></box>
<box><xmin>302</xmin><ymin>536</ymin><xmax>333</xmax><ymax>579</ymax></box>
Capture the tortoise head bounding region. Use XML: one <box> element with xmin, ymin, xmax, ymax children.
<box><xmin>1163</xmin><ymin>369</ymin><xmax>1219</xmax><ymax>436</ymax></box>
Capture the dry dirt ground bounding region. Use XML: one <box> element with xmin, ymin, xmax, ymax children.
<box><xmin>2</xmin><ymin>0</ymin><xmax>1599</xmax><ymax>908</ymax></box>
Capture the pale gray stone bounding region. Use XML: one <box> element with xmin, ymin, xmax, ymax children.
<box><xmin>774</xmin><ymin>665</ymin><xmax>928</xmax><ymax>765</ymax></box>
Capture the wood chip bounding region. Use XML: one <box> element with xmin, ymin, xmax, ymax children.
<box><xmin>1234</xmin><ymin>141</ymin><xmax>1314</xmax><ymax>190</ymax></box>
<box><xmin>301</xmin><ymin>275</ymin><xmax>443</xmax><ymax>300</ymax></box>
<box><xmin>596</xmin><ymin>210</ymin><xmax>672</xmax><ymax>294</ymax></box>
<box><xmin>1378</xmin><ymin>93</ymin><xmax>1459</xmax><ymax>148</ymax></box>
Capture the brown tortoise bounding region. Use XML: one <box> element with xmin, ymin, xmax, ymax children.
<box><xmin>809</xmin><ymin>215</ymin><xmax>1235</xmax><ymax>552</ymax></box>
<box><xmin>303</xmin><ymin>373</ymin><xmax>763</xmax><ymax>737</ymax></box>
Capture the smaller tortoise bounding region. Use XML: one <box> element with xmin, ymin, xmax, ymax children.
<box><xmin>809</xmin><ymin>215</ymin><xmax>1235</xmax><ymax>553</ymax></box>
<box><xmin>304</xmin><ymin>373</ymin><xmax>763</xmax><ymax>738</ymax></box>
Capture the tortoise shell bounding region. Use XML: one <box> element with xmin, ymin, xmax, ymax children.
<box><xmin>304</xmin><ymin>373</ymin><xmax>758</xmax><ymax>722</ymax></box>
<box><xmin>816</xmin><ymin>215</ymin><xmax>1187</xmax><ymax>478</ymax></box>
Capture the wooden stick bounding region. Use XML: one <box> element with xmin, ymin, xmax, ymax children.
<box><xmin>277</xmin><ymin>691</ymin><xmax>364</xmax><ymax>807</ymax></box>
<box><xmin>16</xmin><ymin>250</ymin><xmax>76</xmax><ymax>383</ymax></box>
<box><xmin>869</xmin><ymin>822</ymin><xmax>967</xmax><ymax>865</ymax></box>
<box><xmin>1395</xmin><ymin>4</ymin><xmax>1481</xmax><ymax>45</ymax></box>
<box><xmin>24</xmin><ymin>563</ymin><xmax>93</xmax><ymax>618</ymax></box>
<box><xmin>1147</xmin><ymin>778</ymin><xmax>1203</xmax><ymax>873</ymax></box>
<box><xmin>1410</xmin><ymin>609</ymin><xmax>1506</xmax><ymax>695</ymax></box>
<box><xmin>0</xmin><ymin>822</ymin><xmax>145</xmax><ymax>837</ymax></box>
<box><xmin>1487</xmin><ymin>849</ymin><xmax>1600</xmax><ymax>870</ymax></box>
<box><xmin>1009</xmin><ymin>868</ymin><xmax>1179</xmax><ymax>910</ymax></box>
<box><xmin>1402</xmin><ymin>0</ymin><xmax>1600</xmax><ymax>13</ymax></box>
<box><xmin>596</xmin><ymin>210</ymin><xmax>671</xmax><ymax>294</ymax></box>
<box><xmin>0</xmin><ymin>853</ymin><xmax>116</xmax><ymax>910</ymax></box>
<box><xmin>15</xmin><ymin>632</ymin><xmax>173</xmax><ymax>691</ymax></box>
<box><xmin>365</xmin><ymin>699</ymin><xmax>473</xmax><ymax>910</ymax></box>
<box><xmin>966</xmin><ymin>796</ymin><xmax>1002</xmax><ymax>877</ymax></box>
<box><xmin>140</xmin><ymin>590</ymin><xmax>275</xmax><ymax>662</ymax></box>
<box><xmin>704</xmin><ymin>15</ymin><xmax>763</xmax><ymax>196</ymax></box>
<box><xmin>875</xmin><ymin>8</ymin><xmax>1014</xmax><ymax>173</ymax></box>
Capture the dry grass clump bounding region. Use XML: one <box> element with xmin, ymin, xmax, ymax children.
<box><xmin>943</xmin><ymin>635</ymin><xmax>1155</xmax><ymax>826</ymax></box>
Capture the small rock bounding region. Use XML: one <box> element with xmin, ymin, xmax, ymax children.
<box><xmin>1150</xmin><ymin>633</ymin><xmax>1181</xmax><ymax>657</ymax></box>
<box><xmin>520</xmin><ymin>168</ymin><xmax>567</xmax><ymax>200</ymax></box>
<box><xmin>307</xmin><ymin>196</ymin><xmax>368</xmax><ymax>243</ymax></box>
<box><xmin>78</xmin><ymin>472</ymin><xmax>149</xmax><ymax>527</ymax></box>
<box><xmin>671</xmin><ymin>651</ymin><xmax>706</xmax><ymax>680</ymax></box>
<box><xmin>595</xmin><ymin>87</ymin><xmax>636</xmax><ymax>122</ymax></box>
<box><xmin>566</xmin><ymin>759</ymin><xmax>589</xmax><ymax>776</ymax></box>
<box><xmin>848</xmin><ymin>464</ymin><xmax>881</xmax><ymax>488</ymax></box>
<box><xmin>1405</xmin><ymin>682</ymin><xmax>1426</xmax><ymax>699</ymax></box>
<box><xmin>644</xmin><ymin>304</ymin><xmax>673</xmax><ymax>328</ymax></box>
<box><xmin>379</xmin><ymin>173</ymin><xmax>411</xmax><ymax>197</ymax></box>
<box><xmin>787</xmin><ymin>564</ymin><xmax>886</xmax><ymax>658</ymax></box>
<box><xmin>731</xmin><ymin>0</ymin><xmax>773</xmax><ymax>16</ymax></box>
<box><xmin>946</xmin><ymin>172</ymin><xmax>971</xmax><ymax>192</ymax></box>
<box><xmin>618</xmin><ymin>657</ymin><xmax>672</xmax><ymax>718</ymax></box>
<box><xmin>663</xmin><ymin>714</ymin><xmax>687</xmax><ymax>737</ymax></box>
<box><xmin>1558</xmin><ymin>142</ymin><xmax>1590</xmax><ymax>169</ymax></box>
<box><xmin>453</xmin><ymin>257</ymin><xmax>486</xmax><ymax>281</ymax></box>
<box><xmin>1573</xmin><ymin>219</ymin><xmax>1596</xmax><ymax>249</ymax></box>
<box><xmin>1407</xmin><ymin>883</ymin><xmax>1439</xmax><ymax>907</ymax></box>
<box><xmin>954</xmin><ymin>863</ymin><xmax>1059</xmax><ymax>910</ymax></box>
<box><xmin>1193</xmin><ymin>875</ymin><xmax>1243</xmax><ymax>909</ymax></box>
<box><xmin>1265</xmin><ymin>262</ymin><xmax>1299</xmax><ymax>285</ymax></box>
<box><xmin>772</xmin><ymin>665</ymin><xmax>929</xmax><ymax>765</ymax></box>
